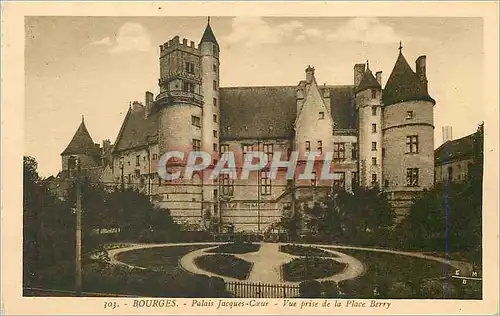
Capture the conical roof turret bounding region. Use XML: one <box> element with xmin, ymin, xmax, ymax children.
<box><xmin>355</xmin><ymin>60</ymin><xmax>381</xmax><ymax>93</ymax></box>
<box><xmin>200</xmin><ymin>17</ymin><xmax>219</xmax><ymax>47</ymax></box>
<box><xmin>382</xmin><ymin>44</ymin><xmax>435</xmax><ymax>105</ymax></box>
<box><xmin>61</xmin><ymin>117</ymin><xmax>100</xmax><ymax>156</ymax></box>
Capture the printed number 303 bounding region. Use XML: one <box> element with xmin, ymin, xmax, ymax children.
<box><xmin>104</xmin><ymin>302</ymin><xmax>118</xmax><ymax>309</ymax></box>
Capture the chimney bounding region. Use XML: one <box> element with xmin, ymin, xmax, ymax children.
<box><xmin>145</xmin><ymin>91</ymin><xmax>154</xmax><ymax>119</ymax></box>
<box><xmin>442</xmin><ymin>126</ymin><xmax>453</xmax><ymax>143</ymax></box>
<box><xmin>305</xmin><ymin>65</ymin><xmax>315</xmax><ymax>84</ymax></box>
<box><xmin>102</xmin><ymin>139</ymin><xmax>111</xmax><ymax>153</ymax></box>
<box><xmin>375</xmin><ymin>71</ymin><xmax>382</xmax><ymax>86</ymax></box>
<box><xmin>354</xmin><ymin>64</ymin><xmax>366</xmax><ymax>87</ymax></box>
<box><xmin>416</xmin><ymin>55</ymin><xmax>427</xmax><ymax>86</ymax></box>
<box><xmin>323</xmin><ymin>83</ymin><xmax>330</xmax><ymax>104</ymax></box>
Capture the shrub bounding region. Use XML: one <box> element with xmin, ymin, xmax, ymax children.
<box><xmin>194</xmin><ymin>254</ymin><xmax>252</xmax><ymax>280</ymax></box>
<box><xmin>283</xmin><ymin>257</ymin><xmax>346</xmax><ymax>282</ymax></box>
<box><xmin>299</xmin><ymin>280</ymin><xmax>323</xmax><ymax>298</ymax></box>
<box><xmin>321</xmin><ymin>281</ymin><xmax>340</xmax><ymax>298</ymax></box>
<box><xmin>388</xmin><ymin>281</ymin><xmax>414</xmax><ymax>298</ymax></box>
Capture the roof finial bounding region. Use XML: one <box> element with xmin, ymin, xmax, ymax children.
<box><xmin>399</xmin><ymin>41</ymin><xmax>403</xmax><ymax>52</ymax></box>
<box><xmin>81</xmin><ymin>114</ymin><xmax>84</xmax><ymax>122</ymax></box>
<box><xmin>208</xmin><ymin>16</ymin><xmax>210</xmax><ymax>24</ymax></box>
<box><xmin>366</xmin><ymin>60</ymin><xmax>370</xmax><ymax>70</ymax></box>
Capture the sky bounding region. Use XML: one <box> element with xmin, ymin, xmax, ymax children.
<box><xmin>25</xmin><ymin>16</ymin><xmax>484</xmax><ymax>177</ymax></box>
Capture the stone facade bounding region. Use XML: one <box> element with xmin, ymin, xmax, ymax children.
<box><xmin>60</xmin><ymin>21</ymin><xmax>436</xmax><ymax>232</ymax></box>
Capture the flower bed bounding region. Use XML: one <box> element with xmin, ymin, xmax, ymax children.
<box><xmin>194</xmin><ymin>254</ymin><xmax>252</xmax><ymax>280</ymax></box>
<box><xmin>207</xmin><ymin>242</ymin><xmax>260</xmax><ymax>254</ymax></box>
<box><xmin>282</xmin><ymin>257</ymin><xmax>346</xmax><ymax>282</ymax></box>
<box><xmin>280</xmin><ymin>244</ymin><xmax>338</xmax><ymax>257</ymax></box>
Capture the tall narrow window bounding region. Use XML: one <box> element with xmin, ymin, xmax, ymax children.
<box><xmin>372</xmin><ymin>142</ymin><xmax>377</xmax><ymax>151</ymax></box>
<box><xmin>213</xmin><ymin>97</ymin><xmax>217</xmax><ymax>107</ymax></box>
<box><xmin>372</xmin><ymin>157</ymin><xmax>377</xmax><ymax>166</ymax></box>
<box><xmin>448</xmin><ymin>166</ymin><xmax>454</xmax><ymax>182</ymax></box>
<box><xmin>372</xmin><ymin>106</ymin><xmax>377</xmax><ymax>115</ymax></box>
<box><xmin>351</xmin><ymin>171</ymin><xmax>358</xmax><ymax>189</ymax></box>
<box><xmin>305</xmin><ymin>141</ymin><xmax>311</xmax><ymax>153</ymax></box>
<box><xmin>213</xmin><ymin>143</ymin><xmax>218</xmax><ymax>152</ymax></box>
<box><xmin>213</xmin><ymin>80</ymin><xmax>217</xmax><ymax>91</ymax></box>
<box><xmin>406</xmin><ymin>168</ymin><xmax>419</xmax><ymax>186</ymax></box>
<box><xmin>263</xmin><ymin>144</ymin><xmax>273</xmax><ymax>162</ymax></box>
<box><xmin>406</xmin><ymin>135</ymin><xmax>419</xmax><ymax>153</ymax></box>
<box><xmin>333</xmin><ymin>172</ymin><xmax>345</xmax><ymax>191</ymax></box>
<box><xmin>183</xmin><ymin>81</ymin><xmax>195</xmax><ymax>93</ymax></box>
<box><xmin>213</xmin><ymin>64</ymin><xmax>217</xmax><ymax>72</ymax></box>
<box><xmin>220</xmin><ymin>144</ymin><xmax>229</xmax><ymax>157</ymax></box>
<box><xmin>221</xmin><ymin>174</ymin><xmax>234</xmax><ymax>196</ymax></box>
<box><xmin>311</xmin><ymin>171</ymin><xmax>317</xmax><ymax>187</ymax></box>
<box><xmin>213</xmin><ymin>114</ymin><xmax>217</xmax><ymax>123</ymax></box>
<box><xmin>260</xmin><ymin>171</ymin><xmax>271</xmax><ymax>195</ymax></box>
<box><xmin>185</xmin><ymin>62</ymin><xmax>195</xmax><ymax>74</ymax></box>
<box><xmin>371</xmin><ymin>89</ymin><xmax>377</xmax><ymax>99</ymax></box>
<box><xmin>333</xmin><ymin>142</ymin><xmax>346</xmax><ymax>160</ymax></box>
<box><xmin>319</xmin><ymin>111</ymin><xmax>325</xmax><ymax>120</ymax></box>
<box><xmin>136</xmin><ymin>155</ymin><xmax>140</xmax><ymax>167</ymax></box>
<box><xmin>351</xmin><ymin>143</ymin><xmax>358</xmax><ymax>160</ymax></box>
<box><xmin>371</xmin><ymin>173</ymin><xmax>378</xmax><ymax>186</ymax></box>
<box><xmin>317</xmin><ymin>141</ymin><xmax>323</xmax><ymax>154</ymax></box>
<box><xmin>192</xmin><ymin>139</ymin><xmax>201</xmax><ymax>151</ymax></box>
<box><xmin>242</xmin><ymin>144</ymin><xmax>253</xmax><ymax>154</ymax></box>
<box><xmin>213</xmin><ymin>130</ymin><xmax>217</xmax><ymax>138</ymax></box>
<box><xmin>372</xmin><ymin>123</ymin><xmax>377</xmax><ymax>133</ymax></box>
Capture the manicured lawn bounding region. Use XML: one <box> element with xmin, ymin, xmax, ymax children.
<box><xmin>115</xmin><ymin>244</ymin><xmax>212</xmax><ymax>272</ymax></box>
<box><xmin>330</xmin><ymin>248</ymin><xmax>481</xmax><ymax>299</ymax></box>
<box><xmin>194</xmin><ymin>254</ymin><xmax>252</xmax><ymax>280</ymax></box>
<box><xmin>282</xmin><ymin>257</ymin><xmax>346</xmax><ymax>282</ymax></box>
<box><xmin>207</xmin><ymin>242</ymin><xmax>260</xmax><ymax>254</ymax></box>
<box><xmin>280</xmin><ymin>244</ymin><xmax>338</xmax><ymax>257</ymax></box>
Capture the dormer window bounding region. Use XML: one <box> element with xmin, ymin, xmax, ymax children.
<box><xmin>319</xmin><ymin>111</ymin><xmax>325</xmax><ymax>120</ymax></box>
<box><xmin>406</xmin><ymin>111</ymin><xmax>414</xmax><ymax>120</ymax></box>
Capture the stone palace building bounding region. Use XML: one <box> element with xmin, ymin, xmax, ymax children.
<box><xmin>55</xmin><ymin>19</ymin><xmax>436</xmax><ymax>232</ymax></box>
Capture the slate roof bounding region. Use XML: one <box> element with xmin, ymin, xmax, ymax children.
<box><xmin>383</xmin><ymin>51</ymin><xmax>435</xmax><ymax>106</ymax></box>
<box><xmin>355</xmin><ymin>68</ymin><xmax>381</xmax><ymax>93</ymax></box>
<box><xmin>200</xmin><ymin>20</ymin><xmax>219</xmax><ymax>47</ymax></box>
<box><xmin>219</xmin><ymin>85</ymin><xmax>356</xmax><ymax>140</ymax></box>
<box><xmin>61</xmin><ymin>120</ymin><xmax>101</xmax><ymax>157</ymax></box>
<box><xmin>434</xmin><ymin>133</ymin><xmax>475</xmax><ymax>165</ymax></box>
<box><xmin>112</xmin><ymin>106</ymin><xmax>159</xmax><ymax>153</ymax></box>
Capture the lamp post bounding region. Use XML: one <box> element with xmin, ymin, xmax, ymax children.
<box><xmin>71</xmin><ymin>156</ymin><xmax>82</xmax><ymax>297</ymax></box>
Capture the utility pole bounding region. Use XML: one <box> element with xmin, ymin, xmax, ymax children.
<box><xmin>74</xmin><ymin>157</ymin><xmax>82</xmax><ymax>296</ymax></box>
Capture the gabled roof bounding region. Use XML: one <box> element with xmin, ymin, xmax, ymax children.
<box><xmin>61</xmin><ymin>119</ymin><xmax>100</xmax><ymax>156</ymax></box>
<box><xmin>355</xmin><ymin>68</ymin><xmax>381</xmax><ymax>93</ymax></box>
<box><xmin>434</xmin><ymin>133</ymin><xmax>475</xmax><ymax>165</ymax></box>
<box><xmin>219</xmin><ymin>85</ymin><xmax>355</xmax><ymax>140</ymax></box>
<box><xmin>382</xmin><ymin>51</ymin><xmax>435</xmax><ymax>106</ymax></box>
<box><xmin>112</xmin><ymin>106</ymin><xmax>159</xmax><ymax>153</ymax></box>
<box><xmin>200</xmin><ymin>19</ymin><xmax>219</xmax><ymax>47</ymax></box>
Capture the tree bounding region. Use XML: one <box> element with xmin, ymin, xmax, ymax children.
<box><xmin>298</xmin><ymin>187</ymin><xmax>394</xmax><ymax>245</ymax></box>
<box><xmin>278</xmin><ymin>203</ymin><xmax>302</xmax><ymax>241</ymax></box>
<box><xmin>23</xmin><ymin>156</ymin><xmax>75</xmax><ymax>286</ymax></box>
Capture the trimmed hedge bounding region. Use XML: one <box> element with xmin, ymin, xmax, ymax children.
<box><xmin>194</xmin><ymin>254</ymin><xmax>252</xmax><ymax>280</ymax></box>
<box><xmin>280</xmin><ymin>244</ymin><xmax>338</xmax><ymax>257</ymax></box>
<box><xmin>208</xmin><ymin>242</ymin><xmax>260</xmax><ymax>254</ymax></box>
<box><xmin>282</xmin><ymin>257</ymin><xmax>346</xmax><ymax>282</ymax></box>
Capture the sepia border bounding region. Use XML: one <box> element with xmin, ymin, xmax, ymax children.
<box><xmin>1</xmin><ymin>1</ymin><xmax>499</xmax><ymax>315</ymax></box>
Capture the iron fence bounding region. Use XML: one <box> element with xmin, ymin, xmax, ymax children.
<box><xmin>225</xmin><ymin>281</ymin><xmax>299</xmax><ymax>298</ymax></box>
